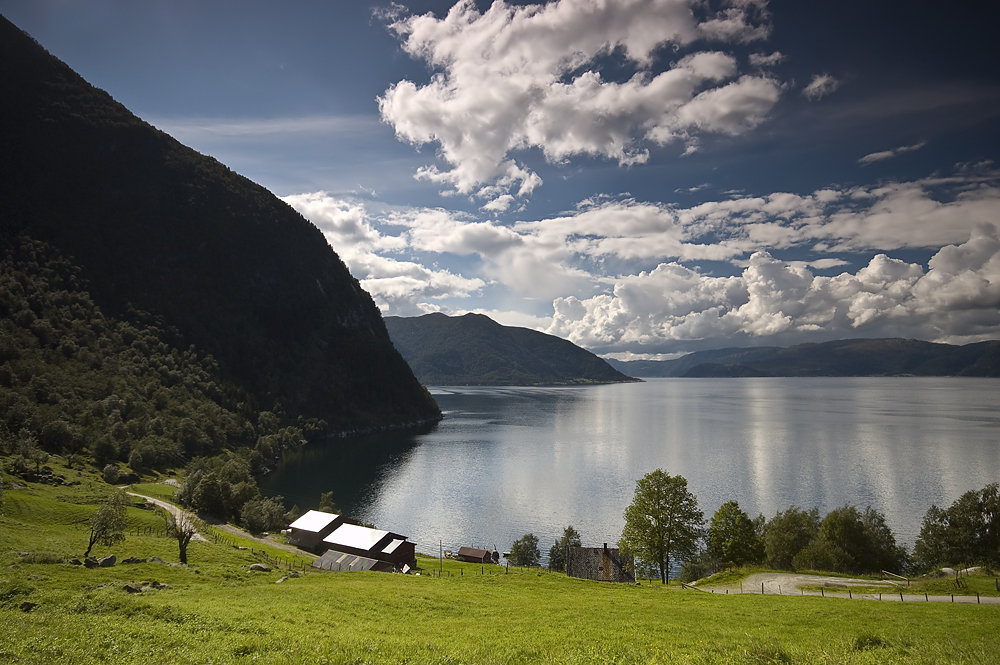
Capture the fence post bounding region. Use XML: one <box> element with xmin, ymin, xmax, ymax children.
<box><xmin>762</xmin><ymin>582</ymin><xmax>765</xmax><ymax>594</ymax></box>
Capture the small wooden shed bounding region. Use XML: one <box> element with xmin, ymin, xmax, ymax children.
<box><xmin>455</xmin><ymin>546</ymin><xmax>496</xmax><ymax>564</ymax></box>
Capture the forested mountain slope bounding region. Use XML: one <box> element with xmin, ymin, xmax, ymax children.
<box><xmin>385</xmin><ymin>313</ymin><xmax>637</xmax><ymax>386</ymax></box>
<box><xmin>0</xmin><ymin>15</ymin><xmax>439</xmax><ymax>431</ymax></box>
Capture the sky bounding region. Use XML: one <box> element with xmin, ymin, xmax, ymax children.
<box><xmin>4</xmin><ymin>0</ymin><xmax>999</xmax><ymax>359</ymax></box>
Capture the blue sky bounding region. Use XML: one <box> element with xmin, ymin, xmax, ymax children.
<box><xmin>4</xmin><ymin>0</ymin><xmax>999</xmax><ymax>358</ymax></box>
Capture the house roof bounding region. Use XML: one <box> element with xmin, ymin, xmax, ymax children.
<box><xmin>323</xmin><ymin>523</ymin><xmax>391</xmax><ymax>551</ymax></box>
<box><xmin>288</xmin><ymin>510</ymin><xmax>340</xmax><ymax>533</ymax></box>
<box><xmin>457</xmin><ymin>546</ymin><xmax>491</xmax><ymax>559</ymax></box>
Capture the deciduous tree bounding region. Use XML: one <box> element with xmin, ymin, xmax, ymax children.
<box><xmin>914</xmin><ymin>483</ymin><xmax>1000</xmax><ymax>569</ymax></box>
<box><xmin>764</xmin><ymin>506</ymin><xmax>819</xmax><ymax>570</ymax></box>
<box><xmin>619</xmin><ymin>469</ymin><xmax>704</xmax><ymax>584</ymax></box>
<box><xmin>164</xmin><ymin>510</ymin><xmax>198</xmax><ymax>565</ymax></box>
<box><xmin>548</xmin><ymin>525</ymin><xmax>582</xmax><ymax>572</ymax></box>
<box><xmin>509</xmin><ymin>533</ymin><xmax>540</xmax><ymax>567</ymax></box>
<box><xmin>85</xmin><ymin>490</ymin><xmax>128</xmax><ymax>556</ymax></box>
<box><xmin>708</xmin><ymin>500</ymin><xmax>763</xmax><ymax>567</ymax></box>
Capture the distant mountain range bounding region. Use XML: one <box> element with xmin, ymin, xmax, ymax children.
<box><xmin>384</xmin><ymin>313</ymin><xmax>637</xmax><ymax>386</ymax></box>
<box><xmin>606</xmin><ymin>338</ymin><xmax>1000</xmax><ymax>378</ymax></box>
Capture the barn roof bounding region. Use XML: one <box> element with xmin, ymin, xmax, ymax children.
<box><xmin>382</xmin><ymin>538</ymin><xmax>405</xmax><ymax>555</ymax></box>
<box><xmin>312</xmin><ymin>549</ymin><xmax>388</xmax><ymax>572</ymax></box>
<box><xmin>457</xmin><ymin>546</ymin><xmax>491</xmax><ymax>559</ymax></box>
<box><xmin>323</xmin><ymin>523</ymin><xmax>391</xmax><ymax>551</ymax></box>
<box><xmin>288</xmin><ymin>510</ymin><xmax>340</xmax><ymax>533</ymax></box>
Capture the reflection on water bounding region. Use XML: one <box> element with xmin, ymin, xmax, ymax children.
<box><xmin>261</xmin><ymin>378</ymin><xmax>1000</xmax><ymax>559</ymax></box>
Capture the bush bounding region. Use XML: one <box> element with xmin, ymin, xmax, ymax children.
<box><xmin>101</xmin><ymin>464</ymin><xmax>120</xmax><ymax>484</ymax></box>
<box><xmin>791</xmin><ymin>537</ymin><xmax>852</xmax><ymax>572</ymax></box>
<box><xmin>678</xmin><ymin>552</ymin><xmax>715</xmax><ymax>583</ymax></box>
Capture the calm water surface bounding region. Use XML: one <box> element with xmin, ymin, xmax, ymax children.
<box><xmin>261</xmin><ymin>378</ymin><xmax>1000</xmax><ymax>560</ymax></box>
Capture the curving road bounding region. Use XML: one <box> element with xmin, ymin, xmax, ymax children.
<box><xmin>127</xmin><ymin>487</ymin><xmax>315</xmax><ymax>558</ymax></box>
<box><xmin>695</xmin><ymin>572</ymin><xmax>1000</xmax><ymax>604</ymax></box>
<box><xmin>126</xmin><ymin>491</ymin><xmax>207</xmax><ymax>541</ymax></box>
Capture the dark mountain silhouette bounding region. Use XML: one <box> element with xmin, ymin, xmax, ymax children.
<box><xmin>0</xmin><ymin>15</ymin><xmax>439</xmax><ymax>431</ymax></box>
<box><xmin>607</xmin><ymin>338</ymin><xmax>1000</xmax><ymax>378</ymax></box>
<box><xmin>384</xmin><ymin>313</ymin><xmax>637</xmax><ymax>386</ymax></box>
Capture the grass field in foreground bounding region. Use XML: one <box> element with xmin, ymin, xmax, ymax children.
<box><xmin>3</xmin><ymin>458</ymin><xmax>1000</xmax><ymax>664</ymax></box>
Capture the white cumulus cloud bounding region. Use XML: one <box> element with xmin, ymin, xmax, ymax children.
<box><xmin>281</xmin><ymin>193</ymin><xmax>485</xmax><ymax>314</ymax></box>
<box><xmin>380</xmin><ymin>0</ymin><xmax>781</xmax><ymax>201</ymax></box>
<box><xmin>548</xmin><ymin>224</ymin><xmax>1000</xmax><ymax>353</ymax></box>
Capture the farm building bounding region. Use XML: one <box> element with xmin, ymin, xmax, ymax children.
<box><xmin>312</xmin><ymin>550</ymin><xmax>395</xmax><ymax>573</ymax></box>
<box><xmin>455</xmin><ymin>546</ymin><xmax>498</xmax><ymax>564</ymax></box>
<box><xmin>321</xmin><ymin>523</ymin><xmax>416</xmax><ymax>567</ymax></box>
<box><xmin>566</xmin><ymin>544</ymin><xmax>635</xmax><ymax>583</ymax></box>
<box><xmin>285</xmin><ymin>510</ymin><xmax>345</xmax><ymax>552</ymax></box>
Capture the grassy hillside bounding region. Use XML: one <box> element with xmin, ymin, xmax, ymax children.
<box><xmin>3</xmin><ymin>460</ymin><xmax>1000</xmax><ymax>664</ymax></box>
<box><xmin>0</xmin><ymin>15</ymin><xmax>439</xmax><ymax>430</ymax></box>
<box><xmin>385</xmin><ymin>313</ymin><xmax>637</xmax><ymax>386</ymax></box>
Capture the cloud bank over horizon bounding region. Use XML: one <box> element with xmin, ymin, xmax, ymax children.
<box><xmin>284</xmin><ymin>163</ymin><xmax>1000</xmax><ymax>356</ymax></box>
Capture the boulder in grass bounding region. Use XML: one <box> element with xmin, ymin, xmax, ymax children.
<box><xmin>69</xmin><ymin>558</ymin><xmax>82</xmax><ymax>566</ymax></box>
<box><xmin>122</xmin><ymin>557</ymin><xmax>147</xmax><ymax>564</ymax></box>
<box><xmin>98</xmin><ymin>555</ymin><xmax>116</xmax><ymax>568</ymax></box>
<box><xmin>149</xmin><ymin>556</ymin><xmax>165</xmax><ymax>564</ymax></box>
<box><xmin>20</xmin><ymin>602</ymin><xmax>37</xmax><ymax>612</ymax></box>
<box><xmin>248</xmin><ymin>563</ymin><xmax>271</xmax><ymax>572</ymax></box>
<box><xmin>83</xmin><ymin>557</ymin><xmax>99</xmax><ymax>569</ymax></box>
<box><xmin>123</xmin><ymin>585</ymin><xmax>142</xmax><ymax>594</ymax></box>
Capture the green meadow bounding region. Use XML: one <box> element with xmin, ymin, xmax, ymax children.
<box><xmin>3</xmin><ymin>458</ymin><xmax>999</xmax><ymax>664</ymax></box>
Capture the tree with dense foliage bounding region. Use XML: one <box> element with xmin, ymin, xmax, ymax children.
<box><xmin>619</xmin><ymin>470</ymin><xmax>704</xmax><ymax>584</ymax></box>
<box><xmin>764</xmin><ymin>506</ymin><xmax>820</xmax><ymax>570</ymax></box>
<box><xmin>318</xmin><ymin>491</ymin><xmax>341</xmax><ymax>515</ymax></box>
<box><xmin>164</xmin><ymin>511</ymin><xmax>198</xmax><ymax>565</ymax></box>
<box><xmin>241</xmin><ymin>496</ymin><xmax>289</xmax><ymax>534</ymax></box>
<box><xmin>85</xmin><ymin>490</ymin><xmax>128</xmax><ymax>556</ymax></box>
<box><xmin>509</xmin><ymin>533</ymin><xmax>541</xmax><ymax>567</ymax></box>
<box><xmin>769</xmin><ymin>504</ymin><xmax>906</xmax><ymax>574</ymax></box>
<box><xmin>914</xmin><ymin>483</ymin><xmax>1000</xmax><ymax>570</ymax></box>
<box><xmin>708</xmin><ymin>500</ymin><xmax>764</xmax><ymax>567</ymax></box>
<box><xmin>548</xmin><ymin>525</ymin><xmax>582</xmax><ymax>572</ymax></box>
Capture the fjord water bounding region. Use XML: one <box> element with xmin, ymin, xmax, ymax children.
<box><xmin>261</xmin><ymin>378</ymin><xmax>1000</xmax><ymax>559</ymax></box>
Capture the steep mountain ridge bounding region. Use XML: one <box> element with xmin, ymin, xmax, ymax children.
<box><xmin>0</xmin><ymin>15</ymin><xmax>439</xmax><ymax>430</ymax></box>
<box><xmin>385</xmin><ymin>313</ymin><xmax>636</xmax><ymax>386</ymax></box>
